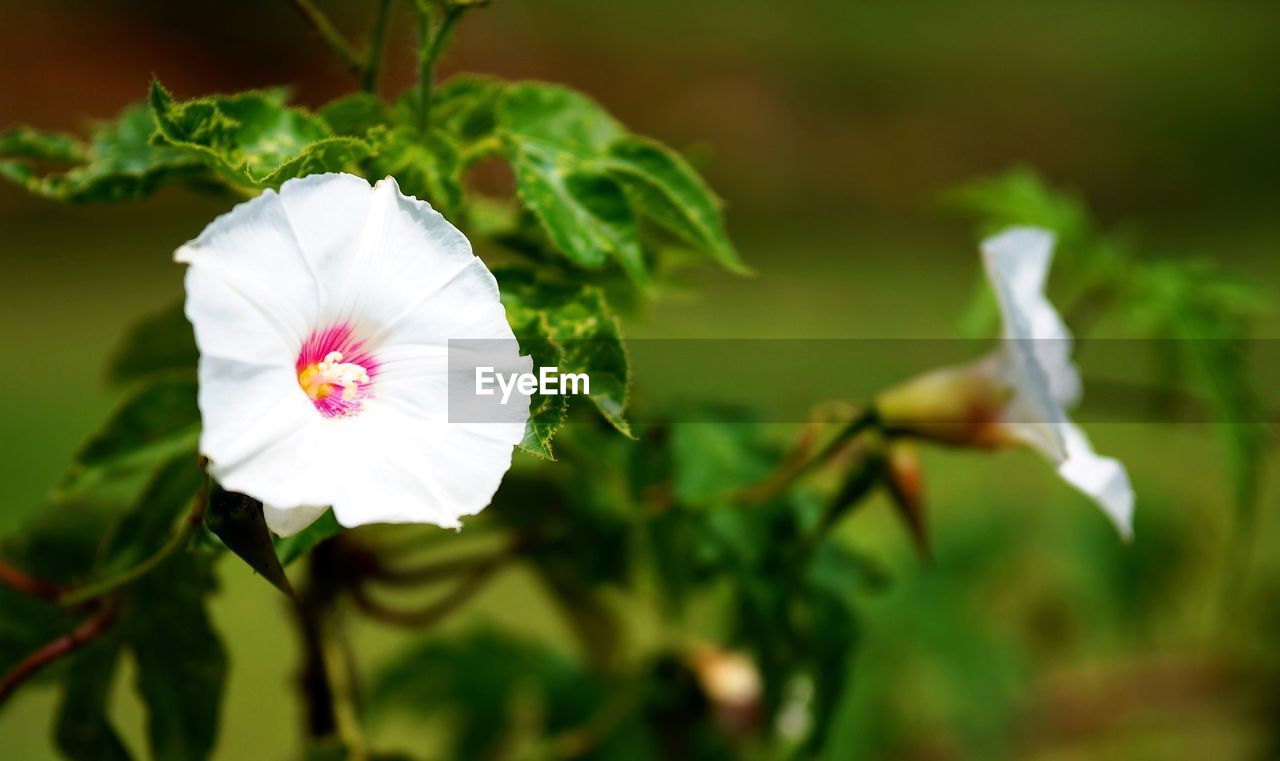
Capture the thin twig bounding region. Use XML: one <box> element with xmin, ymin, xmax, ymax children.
<box><xmin>361</xmin><ymin>0</ymin><xmax>394</xmax><ymax>93</ymax></box>
<box><xmin>0</xmin><ymin>600</ymin><xmax>119</xmax><ymax>707</ymax></box>
<box><xmin>0</xmin><ymin>560</ymin><xmax>68</xmax><ymax>600</ymax></box>
<box><xmin>288</xmin><ymin>0</ymin><xmax>365</xmax><ymax>78</ymax></box>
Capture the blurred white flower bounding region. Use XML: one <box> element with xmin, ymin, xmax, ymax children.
<box><xmin>877</xmin><ymin>227</ymin><xmax>1133</xmax><ymax>538</ymax></box>
<box><xmin>178</xmin><ymin>173</ymin><xmax>529</xmax><ymax>536</ymax></box>
<box><xmin>688</xmin><ymin>645</ymin><xmax>763</xmax><ymax>735</ymax></box>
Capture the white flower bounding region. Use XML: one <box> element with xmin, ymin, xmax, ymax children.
<box><xmin>877</xmin><ymin>227</ymin><xmax>1134</xmax><ymax>539</ymax></box>
<box><xmin>177</xmin><ymin>173</ymin><xmax>530</xmax><ymax>536</ymax></box>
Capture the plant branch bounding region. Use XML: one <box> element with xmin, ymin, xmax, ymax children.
<box><xmin>321</xmin><ymin>614</ymin><xmax>367</xmax><ymax>761</ymax></box>
<box><xmin>288</xmin><ymin>0</ymin><xmax>365</xmax><ymax>79</ymax></box>
<box><xmin>366</xmin><ymin>539</ymin><xmax>528</xmax><ymax>587</ymax></box>
<box><xmin>736</xmin><ymin>405</ymin><xmax>879</xmax><ymax>504</ymax></box>
<box><xmin>360</xmin><ymin>0</ymin><xmax>394</xmax><ymax>93</ymax></box>
<box><xmin>351</xmin><ymin>552</ymin><xmax>507</xmax><ymax>627</ymax></box>
<box><xmin>0</xmin><ymin>600</ymin><xmax>119</xmax><ymax>707</ymax></box>
<box><xmin>414</xmin><ymin>2</ymin><xmax>468</xmax><ymax>132</ymax></box>
<box><xmin>59</xmin><ymin>467</ymin><xmax>209</xmax><ymax>608</ymax></box>
<box><xmin>0</xmin><ymin>560</ymin><xmax>68</xmax><ymax>600</ymax></box>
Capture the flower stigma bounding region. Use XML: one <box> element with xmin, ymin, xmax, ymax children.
<box><xmin>296</xmin><ymin>324</ymin><xmax>378</xmax><ymax>418</ymax></box>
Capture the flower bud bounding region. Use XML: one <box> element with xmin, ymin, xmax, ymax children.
<box><xmin>688</xmin><ymin>645</ymin><xmax>763</xmax><ymax>736</ymax></box>
<box><xmin>874</xmin><ymin>356</ymin><xmax>1013</xmax><ymax>449</ymax></box>
<box><xmin>884</xmin><ymin>442</ymin><xmax>929</xmax><ymax>558</ymax></box>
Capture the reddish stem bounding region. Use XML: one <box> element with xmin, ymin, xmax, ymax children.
<box><xmin>0</xmin><ymin>560</ymin><xmax>68</xmax><ymax>600</ymax></box>
<box><xmin>0</xmin><ymin>600</ymin><xmax>120</xmax><ymax>707</ymax></box>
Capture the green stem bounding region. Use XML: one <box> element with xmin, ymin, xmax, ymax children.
<box><xmin>360</xmin><ymin>0</ymin><xmax>394</xmax><ymax>93</ymax></box>
<box><xmin>414</xmin><ymin>2</ymin><xmax>468</xmax><ymax>133</ymax></box>
<box><xmin>288</xmin><ymin>0</ymin><xmax>365</xmax><ymax>79</ymax></box>
<box><xmin>59</xmin><ymin>470</ymin><xmax>209</xmax><ymax>608</ymax></box>
<box><xmin>737</xmin><ymin>406</ymin><xmax>879</xmax><ymax>504</ymax></box>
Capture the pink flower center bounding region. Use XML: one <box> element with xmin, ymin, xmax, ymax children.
<box><xmin>296</xmin><ymin>324</ymin><xmax>378</xmax><ymax>418</ymax></box>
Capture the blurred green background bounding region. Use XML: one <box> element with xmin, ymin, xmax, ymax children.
<box><xmin>1</xmin><ymin>1</ymin><xmax>1278</xmax><ymax>758</ymax></box>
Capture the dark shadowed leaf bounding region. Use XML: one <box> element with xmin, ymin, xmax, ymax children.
<box><xmin>204</xmin><ymin>488</ymin><xmax>294</xmax><ymax>596</ymax></box>
<box><xmin>127</xmin><ymin>554</ymin><xmax>227</xmax><ymax>761</ymax></box>
<box><xmin>59</xmin><ymin>373</ymin><xmax>200</xmax><ymax>496</ymax></box>
<box><xmin>55</xmin><ymin>638</ymin><xmax>132</xmax><ymax>761</ymax></box>
<box><xmin>101</xmin><ymin>456</ymin><xmax>203</xmax><ymax>574</ymax></box>
<box><xmin>106</xmin><ymin>301</ymin><xmax>198</xmax><ymax>384</ymax></box>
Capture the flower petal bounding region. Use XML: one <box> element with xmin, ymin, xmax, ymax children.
<box><xmin>176</xmin><ymin>187</ymin><xmax>322</xmax><ymax>355</ymax></box>
<box><xmin>196</xmin><ymin>356</ymin><xmax>313</xmax><ymax>467</ymax></box>
<box><xmin>263</xmin><ymin>503</ymin><xmax>331</xmax><ymax>538</ymax></box>
<box><xmin>275</xmin><ymin>172</ymin><xmax>374</xmax><ymax>306</ymax></box>
<box><xmin>325</xmin><ymin>177</ymin><xmax>480</xmax><ymax>337</ymax></box>
<box><xmin>328</xmin><ymin>406</ymin><xmax>524</xmax><ymax>530</ymax></box>
<box><xmin>1057</xmin><ymin>424</ymin><xmax>1135</xmax><ymax>540</ymax></box>
<box><xmin>982</xmin><ymin>226</ymin><xmax>1082</xmax><ymax>408</ymax></box>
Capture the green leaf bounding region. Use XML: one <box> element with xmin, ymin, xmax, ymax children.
<box><xmin>942</xmin><ymin>166</ymin><xmax>1093</xmax><ymax>246</ymax></box>
<box><xmin>318</xmin><ymin>93</ymin><xmax>392</xmax><ymax>136</ymax></box>
<box><xmin>498</xmin><ymin>269</ymin><xmax>633</xmax><ymax>443</ymax></box>
<box><xmin>149</xmin><ymin>80</ymin><xmax>369</xmax><ymax>189</ymax></box>
<box><xmin>1129</xmin><ymin>261</ymin><xmax>1272</xmax><ymax>524</ymax></box>
<box><xmin>55</xmin><ymin>639</ymin><xmax>132</xmax><ymax>761</ymax></box>
<box><xmin>101</xmin><ymin>456</ymin><xmax>203</xmax><ymax>574</ymax></box>
<box><xmin>204</xmin><ymin>488</ymin><xmax>294</xmax><ymax>597</ymax></box>
<box><xmin>59</xmin><ymin>374</ymin><xmax>200</xmax><ymax>496</ymax></box>
<box><xmin>275</xmin><ymin>509</ymin><xmax>341</xmax><ymax>568</ymax></box>
<box><xmin>497</xmin><ymin>84</ymin><xmax>648</xmax><ymax>285</ymax></box>
<box><xmin>372</xmin><ymin>627</ymin><xmax>608</xmax><ymax>761</ymax></box>
<box><xmin>0</xmin><ymin>126</ymin><xmax>87</xmax><ymax>162</ymax></box>
<box><xmin>670</xmin><ymin>420</ymin><xmax>775</xmax><ymax>504</ymax></box>
<box><xmin>498</xmin><ymin>83</ymin><xmax>622</xmax><ymax>155</ymax></box>
<box><xmin>505</xmin><ymin>308</ymin><xmax>569</xmax><ymax>459</ymax></box>
<box><xmin>126</xmin><ymin>554</ymin><xmax>227</xmax><ymax>761</ymax></box>
<box><xmin>365</xmin><ymin>125</ymin><xmax>463</xmax><ymax>217</ymax></box>
<box><xmin>0</xmin><ymin>105</ymin><xmax>207</xmax><ymax>203</ymax></box>
<box><xmin>429</xmin><ymin>75</ymin><xmax>503</xmax><ymax>151</ymax></box>
<box><xmin>106</xmin><ymin>301</ymin><xmax>197</xmax><ymax>384</ymax></box>
<box><xmin>603</xmin><ymin>136</ymin><xmax>747</xmax><ymax>273</ymax></box>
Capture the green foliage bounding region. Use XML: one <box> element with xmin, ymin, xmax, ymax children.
<box><xmin>149</xmin><ymin>80</ymin><xmax>370</xmax><ymax>189</ymax></box>
<box><xmin>58</xmin><ymin>373</ymin><xmax>199</xmax><ymax>497</ymax></box>
<box><xmin>370</xmin><ymin>628</ymin><xmax>605</xmax><ymax>761</ymax></box>
<box><xmin>100</xmin><ymin>456</ymin><xmax>203</xmax><ymax>574</ymax></box>
<box><xmin>498</xmin><ymin>268</ymin><xmax>633</xmax><ymax>454</ymax></box>
<box><xmin>365</xmin><ymin>125</ymin><xmax>463</xmax><ymax>217</ymax></box>
<box><xmin>0</xmin><ymin>105</ymin><xmax>206</xmax><ymax>202</ymax></box>
<box><xmin>54</xmin><ymin>639</ymin><xmax>132</xmax><ymax>761</ymax></box>
<box><xmin>126</xmin><ymin>553</ymin><xmax>227</xmax><ymax>761</ymax></box>
<box><xmin>603</xmin><ymin>136</ymin><xmax>747</xmax><ymax>274</ymax></box>
<box><xmin>107</xmin><ymin>300</ymin><xmax>198</xmax><ymax>384</ymax></box>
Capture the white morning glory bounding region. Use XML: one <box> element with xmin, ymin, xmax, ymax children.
<box><xmin>877</xmin><ymin>226</ymin><xmax>1134</xmax><ymax>538</ymax></box>
<box><xmin>177</xmin><ymin>173</ymin><xmax>530</xmax><ymax>536</ymax></box>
